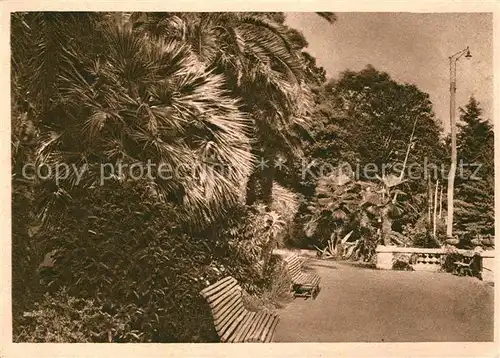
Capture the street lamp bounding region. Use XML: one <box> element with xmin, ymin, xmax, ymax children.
<box><xmin>446</xmin><ymin>46</ymin><xmax>472</xmax><ymax>237</ymax></box>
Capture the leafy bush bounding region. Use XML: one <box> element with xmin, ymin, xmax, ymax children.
<box><xmin>441</xmin><ymin>253</ymin><xmax>462</xmax><ymax>273</ymax></box>
<box><xmin>14</xmin><ymin>287</ymin><xmax>144</xmax><ymax>343</ymax></box>
<box><xmin>403</xmin><ymin>221</ymin><xmax>442</xmax><ymax>248</ymax></box>
<box><xmin>14</xmin><ymin>180</ymin><xmax>296</xmax><ymax>342</ymax></box>
<box><xmin>15</xmin><ymin>181</ymin><xmax>247</xmax><ymax>342</ymax></box>
<box><xmin>342</xmin><ymin>234</ymin><xmax>379</xmax><ymax>263</ymax></box>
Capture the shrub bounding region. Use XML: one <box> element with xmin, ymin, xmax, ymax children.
<box><xmin>15</xmin><ymin>182</ymin><xmax>236</xmax><ymax>342</ymax></box>
<box><xmin>242</xmin><ymin>254</ymin><xmax>292</xmax><ymax>312</ymax></box>
<box><xmin>14</xmin><ymin>287</ymin><xmax>137</xmax><ymax>343</ymax></box>
<box><xmin>403</xmin><ymin>222</ymin><xmax>442</xmax><ymax>248</ymax></box>
<box><xmin>14</xmin><ymin>180</ymin><xmax>295</xmax><ymax>342</ymax></box>
<box><xmin>392</xmin><ymin>253</ymin><xmax>415</xmax><ymax>271</ymax></box>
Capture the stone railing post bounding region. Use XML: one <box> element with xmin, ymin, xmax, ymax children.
<box><xmin>375</xmin><ymin>245</ymin><xmax>398</xmax><ymax>270</ymax></box>
<box><xmin>480</xmin><ymin>251</ymin><xmax>495</xmax><ymax>283</ymax></box>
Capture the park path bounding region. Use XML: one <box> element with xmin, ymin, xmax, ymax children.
<box><xmin>274</xmin><ymin>259</ymin><xmax>493</xmax><ymax>342</ymax></box>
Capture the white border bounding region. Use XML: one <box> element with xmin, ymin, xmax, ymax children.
<box><xmin>1</xmin><ymin>1</ymin><xmax>498</xmax><ymax>357</ymax></box>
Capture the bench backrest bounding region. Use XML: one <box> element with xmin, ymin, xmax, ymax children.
<box><xmin>284</xmin><ymin>254</ymin><xmax>302</xmax><ymax>279</ymax></box>
<box><xmin>200</xmin><ymin>276</ymin><xmax>246</xmax><ymax>338</ymax></box>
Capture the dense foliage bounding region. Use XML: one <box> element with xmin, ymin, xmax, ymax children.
<box><xmin>11</xmin><ymin>11</ymin><xmax>493</xmax><ymax>343</ymax></box>
<box><xmin>296</xmin><ymin>67</ymin><xmax>454</xmax><ymax>253</ymax></box>
<box><xmin>12</xmin><ymin>11</ymin><xmax>322</xmax><ymax>342</ymax></box>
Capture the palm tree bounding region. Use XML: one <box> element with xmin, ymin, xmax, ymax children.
<box><xmin>12</xmin><ymin>13</ymin><xmax>253</xmax><ymax>227</ymax></box>
<box><xmin>130</xmin><ymin>12</ymin><xmax>329</xmax><ymax>205</ymax></box>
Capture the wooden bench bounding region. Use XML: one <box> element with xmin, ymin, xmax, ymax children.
<box><xmin>284</xmin><ymin>254</ymin><xmax>321</xmax><ymax>299</ymax></box>
<box><xmin>200</xmin><ymin>276</ymin><xmax>280</xmax><ymax>343</ymax></box>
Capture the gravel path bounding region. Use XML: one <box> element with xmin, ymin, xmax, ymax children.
<box><xmin>274</xmin><ymin>259</ymin><xmax>493</xmax><ymax>342</ymax></box>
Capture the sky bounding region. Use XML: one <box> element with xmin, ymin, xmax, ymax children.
<box><xmin>285</xmin><ymin>12</ymin><xmax>493</xmax><ymax>133</ymax></box>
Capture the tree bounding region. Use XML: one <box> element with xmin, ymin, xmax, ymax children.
<box><xmin>131</xmin><ymin>12</ymin><xmax>334</xmax><ymax>205</ymax></box>
<box><xmin>454</xmin><ymin>96</ymin><xmax>494</xmax><ymax>236</ymax></box>
<box><xmin>12</xmin><ymin>13</ymin><xmax>254</xmax><ymax>227</ymax></box>
<box><xmin>11</xmin><ymin>12</ymin><xmax>333</xmax><ymax>341</ymax></box>
<box><xmin>301</xmin><ymin>66</ymin><xmax>448</xmax><ymax>249</ymax></box>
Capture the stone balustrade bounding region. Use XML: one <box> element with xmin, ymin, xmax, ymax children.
<box><xmin>375</xmin><ymin>245</ymin><xmax>496</xmax><ymax>283</ymax></box>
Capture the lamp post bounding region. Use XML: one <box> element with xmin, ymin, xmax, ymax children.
<box><xmin>446</xmin><ymin>46</ymin><xmax>472</xmax><ymax>237</ymax></box>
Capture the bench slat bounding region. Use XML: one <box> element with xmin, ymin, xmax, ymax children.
<box><xmin>242</xmin><ymin>312</ymin><xmax>261</xmax><ymax>343</ymax></box>
<box><xmin>246</xmin><ymin>314</ymin><xmax>267</xmax><ymax>343</ymax></box>
<box><xmin>214</xmin><ymin>297</ymin><xmax>243</xmax><ymax>328</ymax></box>
<box><xmin>209</xmin><ymin>284</ymin><xmax>240</xmax><ymax>309</ymax></box>
<box><xmin>251</xmin><ymin>312</ymin><xmax>271</xmax><ymax>342</ymax></box>
<box><xmin>201</xmin><ymin>276</ymin><xmax>279</xmax><ymax>343</ymax></box>
<box><xmin>229</xmin><ymin>311</ymin><xmax>256</xmax><ymax>343</ymax></box>
<box><xmin>200</xmin><ymin>276</ymin><xmax>235</xmax><ymax>297</ymax></box>
<box><xmin>216</xmin><ymin>301</ymin><xmax>244</xmax><ymax>331</ymax></box>
<box><xmin>220</xmin><ymin>309</ymin><xmax>247</xmax><ymax>342</ymax></box>
<box><xmin>244</xmin><ymin>312</ymin><xmax>266</xmax><ymax>342</ymax></box>
<box><xmin>212</xmin><ymin>288</ymin><xmax>241</xmax><ymax>315</ymax></box>
<box><xmin>264</xmin><ymin>315</ymin><xmax>280</xmax><ymax>343</ymax></box>
<box><xmin>258</xmin><ymin>314</ymin><xmax>278</xmax><ymax>342</ymax></box>
<box><xmin>206</xmin><ymin>281</ymin><xmax>239</xmax><ymax>305</ymax></box>
<box><xmin>203</xmin><ymin>280</ymin><xmax>238</xmax><ymax>302</ymax></box>
<box><xmin>250</xmin><ymin>313</ymin><xmax>273</xmax><ymax>342</ymax></box>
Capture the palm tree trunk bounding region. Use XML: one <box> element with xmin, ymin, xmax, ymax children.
<box><xmin>381</xmin><ymin>206</ymin><xmax>392</xmax><ymax>246</ymax></box>
<box><xmin>261</xmin><ymin>234</ymin><xmax>276</xmax><ymax>275</ymax></box>
<box><xmin>246</xmin><ymin>147</ymin><xmax>275</xmax><ymax>205</ymax></box>
<box><xmin>260</xmin><ymin>156</ymin><xmax>275</xmax><ymax>205</ymax></box>
<box><xmin>245</xmin><ymin>170</ymin><xmax>259</xmax><ymax>205</ymax></box>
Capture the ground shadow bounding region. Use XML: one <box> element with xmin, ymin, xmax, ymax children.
<box><xmin>304</xmin><ymin>262</ymin><xmax>339</xmax><ymax>270</ymax></box>
<box><xmin>341</xmin><ymin>261</ymin><xmax>378</xmax><ymax>270</ymax></box>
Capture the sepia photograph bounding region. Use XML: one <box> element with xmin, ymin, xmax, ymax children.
<box><xmin>4</xmin><ymin>5</ymin><xmax>497</xmax><ymax>354</ymax></box>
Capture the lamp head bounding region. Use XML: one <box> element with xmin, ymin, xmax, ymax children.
<box><xmin>465</xmin><ymin>47</ymin><xmax>472</xmax><ymax>59</ymax></box>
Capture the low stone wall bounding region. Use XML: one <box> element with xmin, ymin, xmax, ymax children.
<box><xmin>375</xmin><ymin>245</ymin><xmax>495</xmax><ymax>283</ymax></box>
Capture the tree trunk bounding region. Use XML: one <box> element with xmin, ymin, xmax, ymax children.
<box><xmin>433</xmin><ymin>180</ymin><xmax>439</xmax><ymax>237</ymax></box>
<box><xmin>260</xmin><ymin>155</ymin><xmax>275</xmax><ymax>205</ymax></box>
<box><xmin>246</xmin><ymin>149</ymin><xmax>275</xmax><ymax>206</ymax></box>
<box><xmin>427</xmin><ymin>177</ymin><xmax>432</xmax><ymax>225</ymax></box>
<box><xmin>438</xmin><ymin>186</ymin><xmax>443</xmax><ymax>219</ymax></box>
<box><xmin>261</xmin><ymin>234</ymin><xmax>276</xmax><ymax>275</ymax></box>
<box><xmin>381</xmin><ymin>206</ymin><xmax>392</xmax><ymax>246</ymax></box>
<box><xmin>245</xmin><ymin>170</ymin><xmax>259</xmax><ymax>205</ymax></box>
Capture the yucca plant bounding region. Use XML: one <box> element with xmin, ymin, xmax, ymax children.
<box><xmin>314</xmin><ymin>230</ymin><xmax>353</xmax><ymax>259</ymax></box>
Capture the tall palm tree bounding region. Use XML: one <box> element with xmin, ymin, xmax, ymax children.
<box><xmin>131</xmin><ymin>12</ymin><xmax>322</xmax><ymax>204</ymax></box>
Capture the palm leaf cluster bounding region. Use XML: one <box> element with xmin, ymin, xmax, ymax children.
<box><xmin>305</xmin><ymin>168</ymin><xmax>409</xmax><ymax>249</ymax></box>
<box><xmin>13</xmin><ymin>13</ymin><xmax>297</xmax><ymax>224</ymax></box>
<box><xmin>12</xmin><ymin>12</ymin><xmax>329</xmax><ymax>224</ymax></box>
<box><xmin>131</xmin><ymin>12</ymin><xmax>317</xmax><ymax>201</ymax></box>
